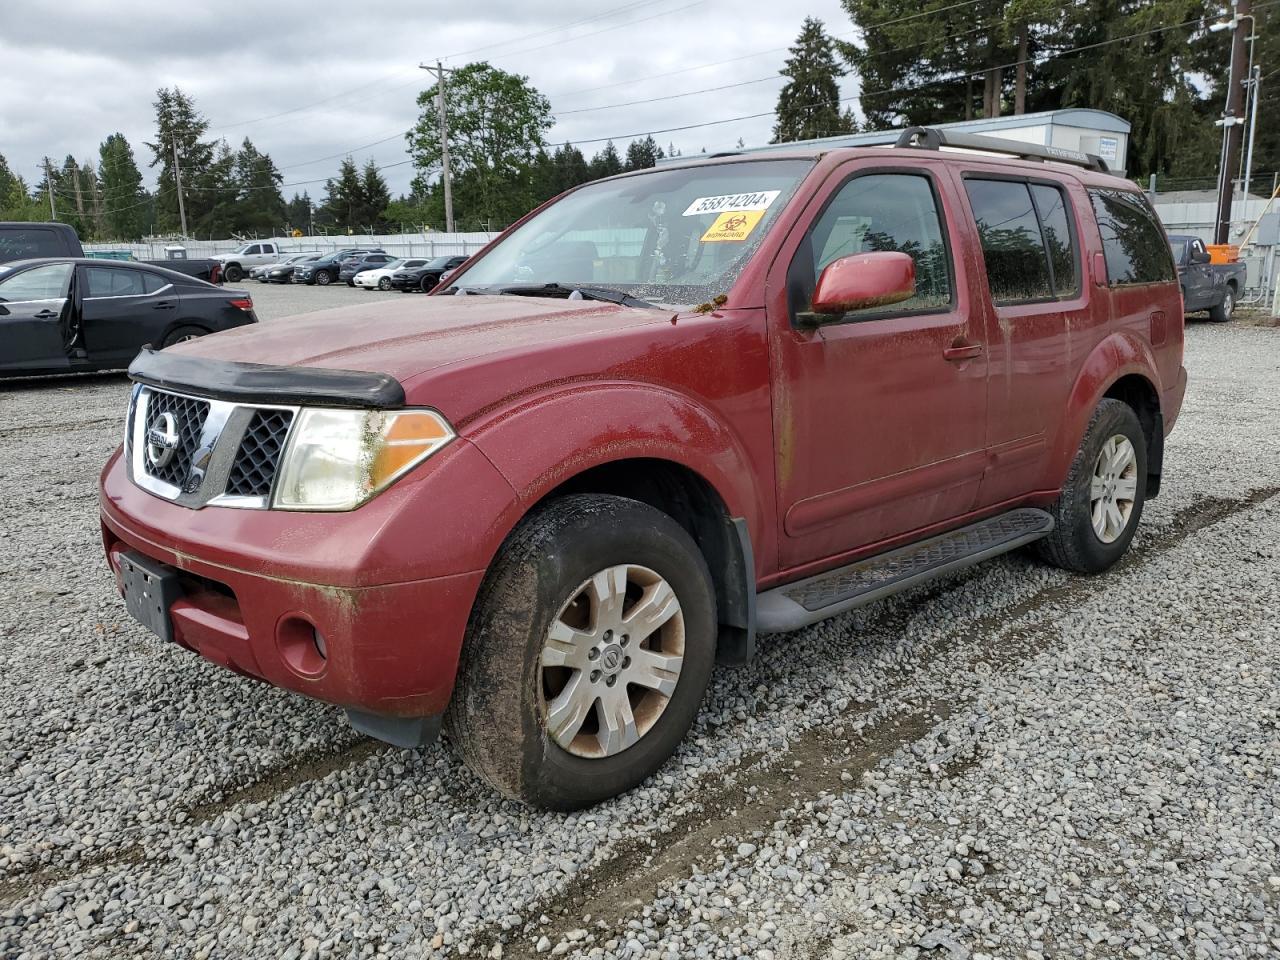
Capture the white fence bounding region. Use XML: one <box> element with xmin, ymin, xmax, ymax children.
<box><xmin>81</xmin><ymin>231</ymin><xmax>501</xmax><ymax>261</ymax></box>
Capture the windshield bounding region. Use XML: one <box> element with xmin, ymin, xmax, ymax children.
<box><xmin>426</xmin><ymin>256</ymin><xmax>456</xmax><ymax>270</ymax></box>
<box><xmin>453</xmin><ymin>159</ymin><xmax>814</xmax><ymax>307</ymax></box>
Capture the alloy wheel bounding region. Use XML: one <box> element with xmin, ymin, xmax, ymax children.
<box><xmin>1089</xmin><ymin>435</ymin><xmax>1138</xmax><ymax>543</ymax></box>
<box><xmin>539</xmin><ymin>564</ymin><xmax>685</xmax><ymax>758</ymax></box>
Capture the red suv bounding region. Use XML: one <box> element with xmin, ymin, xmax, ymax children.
<box><xmin>100</xmin><ymin>128</ymin><xmax>1186</xmax><ymax>809</ymax></box>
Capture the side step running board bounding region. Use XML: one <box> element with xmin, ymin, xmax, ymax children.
<box><xmin>756</xmin><ymin>508</ymin><xmax>1054</xmax><ymax>633</ymax></box>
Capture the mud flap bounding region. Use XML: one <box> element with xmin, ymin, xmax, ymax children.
<box><xmin>346</xmin><ymin>708</ymin><xmax>442</xmax><ymax>749</ymax></box>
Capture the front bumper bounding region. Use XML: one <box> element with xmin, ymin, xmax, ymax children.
<box><xmin>98</xmin><ymin>439</ymin><xmax>516</xmax><ymax>723</ymax></box>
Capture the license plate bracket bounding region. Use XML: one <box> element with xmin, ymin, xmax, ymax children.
<box><xmin>119</xmin><ymin>551</ymin><xmax>183</xmax><ymax>644</ymax></box>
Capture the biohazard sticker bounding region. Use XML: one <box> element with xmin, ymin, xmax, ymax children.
<box><xmin>682</xmin><ymin>191</ymin><xmax>780</xmax><ymax>217</ymax></box>
<box><xmin>700</xmin><ymin>209</ymin><xmax>766</xmax><ymax>242</ymax></box>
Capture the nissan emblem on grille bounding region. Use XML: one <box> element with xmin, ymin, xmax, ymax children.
<box><xmin>146</xmin><ymin>411</ymin><xmax>179</xmax><ymax>469</ymax></box>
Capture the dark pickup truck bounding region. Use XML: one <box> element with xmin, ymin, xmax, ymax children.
<box><xmin>0</xmin><ymin>222</ymin><xmax>223</xmax><ymax>285</ymax></box>
<box><xmin>1168</xmin><ymin>233</ymin><xmax>1245</xmax><ymax>322</ymax></box>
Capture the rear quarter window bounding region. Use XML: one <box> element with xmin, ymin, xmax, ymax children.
<box><xmin>1089</xmin><ymin>189</ymin><xmax>1175</xmax><ymax>285</ymax></box>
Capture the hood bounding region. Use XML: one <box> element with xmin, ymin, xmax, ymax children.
<box><xmin>168</xmin><ymin>293</ymin><xmax>674</xmax><ymax>387</ymax></box>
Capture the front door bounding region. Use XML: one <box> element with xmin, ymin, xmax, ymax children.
<box><xmin>767</xmin><ymin>163</ymin><xmax>989</xmax><ymax>570</ymax></box>
<box><xmin>0</xmin><ymin>262</ymin><xmax>75</xmax><ymax>373</ymax></box>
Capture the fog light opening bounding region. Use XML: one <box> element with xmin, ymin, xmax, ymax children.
<box><xmin>277</xmin><ymin>615</ymin><xmax>327</xmax><ymax>678</ymax></box>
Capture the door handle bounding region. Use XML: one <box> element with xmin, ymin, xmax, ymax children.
<box><xmin>33</xmin><ymin>309</ymin><xmax>59</xmax><ymax>319</ymax></box>
<box><xmin>153</xmin><ymin>300</ymin><xmax>176</xmax><ymax>310</ymax></box>
<box><xmin>943</xmin><ymin>341</ymin><xmax>983</xmax><ymax>362</ymax></box>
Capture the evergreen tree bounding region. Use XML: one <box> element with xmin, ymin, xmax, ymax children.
<box><xmin>772</xmin><ymin>17</ymin><xmax>857</xmax><ymax>143</ymax></box>
<box><xmin>147</xmin><ymin>87</ymin><xmax>215</xmax><ymax>234</ymax></box>
<box><xmin>359</xmin><ymin>159</ymin><xmax>392</xmax><ymax>231</ymax></box>
<box><xmin>286</xmin><ymin>191</ymin><xmax>313</xmax><ymax>233</ymax></box>
<box><xmin>0</xmin><ymin>154</ymin><xmax>42</xmax><ymax>221</ymax></box>
<box><xmin>99</xmin><ymin>134</ymin><xmax>148</xmax><ymax>240</ymax></box>
<box><xmin>234</xmin><ymin>138</ymin><xmax>286</xmax><ymax>235</ymax></box>
<box><xmin>589</xmin><ymin>141</ymin><xmax>624</xmax><ymax>180</ymax></box>
<box><xmin>623</xmin><ymin>136</ymin><xmax>663</xmax><ymax>171</ymax></box>
<box><xmin>320</xmin><ymin>158</ymin><xmax>365</xmax><ymax>232</ymax></box>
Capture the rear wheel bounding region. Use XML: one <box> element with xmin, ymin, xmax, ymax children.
<box><xmin>446</xmin><ymin>495</ymin><xmax>717</xmax><ymax>809</ymax></box>
<box><xmin>223</xmin><ymin>264</ymin><xmax>243</xmax><ymax>282</ymax></box>
<box><xmin>161</xmin><ymin>325</ymin><xmax>208</xmax><ymax>348</ymax></box>
<box><xmin>1036</xmin><ymin>399</ymin><xmax>1147</xmax><ymax>574</ymax></box>
<box><xmin>1208</xmin><ymin>286</ymin><xmax>1235</xmax><ymax>323</ymax></box>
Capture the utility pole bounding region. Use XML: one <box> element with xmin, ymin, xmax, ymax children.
<box><xmin>172</xmin><ymin>136</ymin><xmax>189</xmax><ymax>239</ymax></box>
<box><xmin>44</xmin><ymin>159</ymin><xmax>56</xmax><ymax>220</ymax></box>
<box><xmin>419</xmin><ymin>61</ymin><xmax>455</xmax><ymax>233</ymax></box>
<box><xmin>1213</xmin><ymin>0</ymin><xmax>1251</xmax><ymax>244</ymax></box>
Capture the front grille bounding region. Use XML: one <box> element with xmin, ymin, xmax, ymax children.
<box><xmin>144</xmin><ymin>391</ymin><xmax>210</xmax><ymax>488</ymax></box>
<box><xmin>225</xmin><ymin>409</ymin><xmax>294</xmax><ymax>498</ymax></box>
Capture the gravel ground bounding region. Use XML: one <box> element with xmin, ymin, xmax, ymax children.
<box><xmin>1</xmin><ymin>304</ymin><xmax>1278</xmax><ymax>960</ymax></box>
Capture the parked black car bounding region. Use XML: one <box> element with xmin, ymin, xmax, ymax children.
<box><xmin>338</xmin><ymin>252</ymin><xmax>397</xmax><ymax>286</ymax></box>
<box><xmin>389</xmin><ymin>254</ymin><xmax>470</xmax><ymax>293</ymax></box>
<box><xmin>1168</xmin><ymin>233</ymin><xmax>1247</xmax><ymax>322</ymax></box>
<box><xmin>0</xmin><ymin>222</ymin><xmax>224</xmax><ymax>284</ymax></box>
<box><xmin>1</xmin><ymin>258</ymin><xmax>257</xmax><ymax>377</ymax></box>
<box><xmin>293</xmin><ymin>248</ymin><xmax>385</xmax><ymax>286</ymax></box>
<box><xmin>263</xmin><ymin>253</ymin><xmax>323</xmax><ymax>284</ymax></box>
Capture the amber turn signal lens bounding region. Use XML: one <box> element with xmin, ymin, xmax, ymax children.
<box><xmin>370</xmin><ymin>411</ymin><xmax>454</xmax><ymax>488</ymax></box>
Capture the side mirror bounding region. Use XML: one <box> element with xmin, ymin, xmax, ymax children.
<box><xmin>807</xmin><ymin>251</ymin><xmax>916</xmax><ymax>321</ymax></box>
<box><xmin>1190</xmin><ymin>247</ymin><xmax>1211</xmax><ymax>264</ymax></box>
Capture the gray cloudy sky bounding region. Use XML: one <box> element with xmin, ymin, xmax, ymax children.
<box><xmin>1</xmin><ymin>0</ymin><xmax>857</xmax><ymax>198</ymax></box>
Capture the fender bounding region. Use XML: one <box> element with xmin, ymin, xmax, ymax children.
<box><xmin>1048</xmin><ymin>330</ymin><xmax>1163</xmax><ymax>486</ymax></box>
<box><xmin>466</xmin><ymin>381</ymin><xmax>771</xmax><ymax>571</ymax></box>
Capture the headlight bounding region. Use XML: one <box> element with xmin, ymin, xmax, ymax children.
<box><xmin>272</xmin><ymin>408</ymin><xmax>454</xmax><ymax>511</ymax></box>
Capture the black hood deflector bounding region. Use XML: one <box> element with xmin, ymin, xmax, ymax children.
<box><xmin>129</xmin><ymin>347</ymin><xmax>405</xmax><ymax>408</ymax></box>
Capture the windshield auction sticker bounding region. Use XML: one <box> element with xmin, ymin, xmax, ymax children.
<box><xmin>700</xmin><ymin>209</ymin><xmax>766</xmax><ymax>242</ymax></box>
<box><xmin>682</xmin><ymin>191</ymin><xmax>780</xmax><ymax>217</ymax></box>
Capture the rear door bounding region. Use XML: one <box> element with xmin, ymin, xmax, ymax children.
<box><xmin>79</xmin><ymin>264</ymin><xmax>176</xmax><ymax>363</ymax></box>
<box><xmin>0</xmin><ymin>262</ymin><xmax>74</xmax><ymax>372</ymax></box>
<box><xmin>949</xmin><ymin>171</ymin><xmax>1104</xmax><ymax>505</ymax></box>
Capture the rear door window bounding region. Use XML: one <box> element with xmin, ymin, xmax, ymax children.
<box><xmin>85</xmin><ymin>266</ymin><xmax>148</xmax><ymax>297</ymax></box>
<box><xmin>1089</xmin><ymin>189</ymin><xmax>1176</xmax><ymax>285</ymax></box>
<box><xmin>142</xmin><ymin>272</ymin><xmax>170</xmax><ymax>293</ymax></box>
<box><xmin>964</xmin><ymin>179</ymin><xmax>1080</xmax><ymax>303</ymax></box>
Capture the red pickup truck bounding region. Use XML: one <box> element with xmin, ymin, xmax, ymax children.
<box><xmin>100</xmin><ymin>128</ymin><xmax>1186</xmax><ymax>809</ymax></box>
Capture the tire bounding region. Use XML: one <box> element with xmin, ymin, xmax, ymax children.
<box><xmin>315</xmin><ymin>270</ymin><xmax>332</xmax><ymax>286</ymax></box>
<box><xmin>1208</xmin><ymin>285</ymin><xmax>1235</xmax><ymax>323</ymax></box>
<box><xmin>1035</xmin><ymin>398</ymin><xmax>1147</xmax><ymax>574</ymax></box>
<box><xmin>420</xmin><ymin>275</ymin><xmax>436</xmax><ymax>293</ymax></box>
<box><xmin>378</xmin><ymin>277</ymin><xmax>392</xmax><ymax>291</ymax></box>
<box><xmin>346</xmin><ymin>279</ymin><xmax>355</xmax><ymax>287</ymax></box>
<box><xmin>446</xmin><ymin>494</ymin><xmax>717</xmax><ymax>810</ymax></box>
<box><xmin>161</xmin><ymin>325</ymin><xmax>208</xmax><ymax>348</ymax></box>
<box><xmin>223</xmin><ymin>264</ymin><xmax>243</xmax><ymax>283</ymax></box>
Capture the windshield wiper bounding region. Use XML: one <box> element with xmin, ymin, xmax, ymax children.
<box><xmin>496</xmin><ymin>282</ymin><xmax>653</xmax><ymax>309</ymax></box>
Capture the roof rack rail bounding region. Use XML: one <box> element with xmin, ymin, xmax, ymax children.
<box><xmin>894</xmin><ymin>126</ymin><xmax>1110</xmax><ymax>174</ymax></box>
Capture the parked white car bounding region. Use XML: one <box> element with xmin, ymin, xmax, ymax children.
<box><xmin>353</xmin><ymin>258</ymin><xmax>429</xmax><ymax>291</ymax></box>
<box><xmin>212</xmin><ymin>241</ymin><xmax>285</xmax><ymax>283</ymax></box>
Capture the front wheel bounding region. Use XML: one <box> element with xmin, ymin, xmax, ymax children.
<box><xmin>446</xmin><ymin>495</ymin><xmax>717</xmax><ymax>810</ymax></box>
<box><xmin>420</xmin><ymin>275</ymin><xmax>437</xmax><ymax>293</ymax></box>
<box><xmin>223</xmin><ymin>264</ymin><xmax>243</xmax><ymax>283</ymax></box>
<box><xmin>1036</xmin><ymin>399</ymin><xmax>1147</xmax><ymax>574</ymax></box>
<box><xmin>1209</xmin><ymin>286</ymin><xmax>1235</xmax><ymax>323</ymax></box>
<box><xmin>315</xmin><ymin>270</ymin><xmax>332</xmax><ymax>286</ymax></box>
<box><xmin>378</xmin><ymin>277</ymin><xmax>392</xmax><ymax>291</ymax></box>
